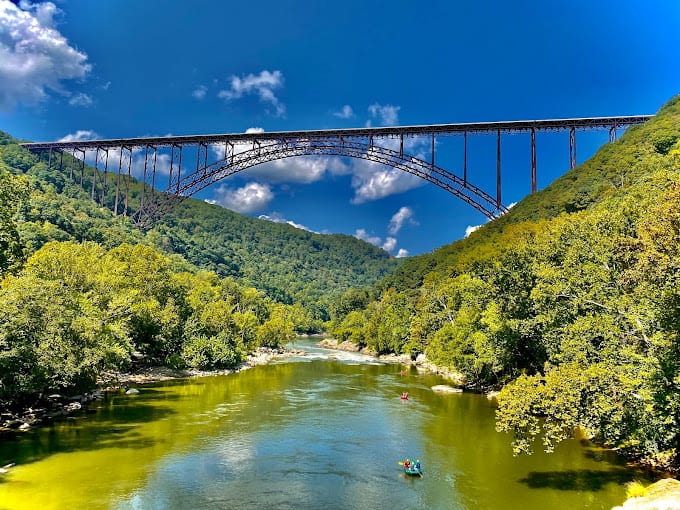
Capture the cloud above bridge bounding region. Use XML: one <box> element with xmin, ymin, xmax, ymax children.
<box><xmin>333</xmin><ymin>105</ymin><xmax>355</xmax><ymax>119</ymax></box>
<box><xmin>218</xmin><ymin>70</ymin><xmax>285</xmax><ymax>117</ymax></box>
<box><xmin>0</xmin><ymin>0</ymin><xmax>91</xmax><ymax>112</ymax></box>
<box><xmin>58</xmin><ymin>130</ymin><xmax>100</xmax><ymax>143</ymax></box>
<box><xmin>366</xmin><ymin>103</ymin><xmax>401</xmax><ymax>126</ymax></box>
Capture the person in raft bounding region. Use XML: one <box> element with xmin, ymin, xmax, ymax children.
<box><xmin>404</xmin><ymin>459</ymin><xmax>411</xmax><ymax>469</ymax></box>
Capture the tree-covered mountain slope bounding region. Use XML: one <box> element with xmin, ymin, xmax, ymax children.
<box><xmin>328</xmin><ymin>93</ymin><xmax>680</xmax><ymax>471</ymax></box>
<box><xmin>0</xmin><ymin>130</ymin><xmax>396</xmax><ymax>320</ymax></box>
<box><xmin>151</xmin><ymin>199</ymin><xmax>395</xmax><ymax>316</ymax></box>
<box><xmin>379</xmin><ymin>94</ymin><xmax>680</xmax><ymax>293</ymax></box>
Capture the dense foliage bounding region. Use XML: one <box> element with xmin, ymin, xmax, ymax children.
<box><xmin>0</xmin><ymin>240</ymin><xmax>307</xmax><ymax>407</ymax></box>
<box><xmin>155</xmin><ymin>199</ymin><xmax>395</xmax><ymax>319</ymax></box>
<box><xmin>327</xmin><ymin>94</ymin><xmax>680</xmax><ymax>471</ymax></box>
<box><xmin>0</xmin><ymin>129</ymin><xmax>396</xmax><ymax>323</ymax></box>
<box><xmin>0</xmin><ymin>130</ymin><xmax>392</xmax><ymax>407</ymax></box>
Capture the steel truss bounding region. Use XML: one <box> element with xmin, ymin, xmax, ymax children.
<box><xmin>20</xmin><ymin>114</ymin><xmax>652</xmax><ymax>228</ymax></box>
<box><xmin>135</xmin><ymin>138</ymin><xmax>507</xmax><ymax>228</ymax></box>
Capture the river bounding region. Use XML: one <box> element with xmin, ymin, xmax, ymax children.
<box><xmin>0</xmin><ymin>339</ymin><xmax>650</xmax><ymax>509</ymax></box>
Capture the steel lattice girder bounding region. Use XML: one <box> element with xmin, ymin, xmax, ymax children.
<box><xmin>134</xmin><ymin>138</ymin><xmax>507</xmax><ymax>228</ymax></box>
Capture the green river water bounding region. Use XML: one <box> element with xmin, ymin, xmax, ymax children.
<box><xmin>0</xmin><ymin>339</ymin><xmax>651</xmax><ymax>509</ymax></box>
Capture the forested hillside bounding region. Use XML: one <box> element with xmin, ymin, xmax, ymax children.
<box><xmin>328</xmin><ymin>94</ymin><xmax>680</xmax><ymax>471</ymax></box>
<box><xmin>0</xmin><ymin>129</ymin><xmax>395</xmax><ymax>321</ymax></box>
<box><xmin>153</xmin><ymin>199</ymin><xmax>393</xmax><ymax>316</ymax></box>
<box><xmin>0</xmin><ymin>129</ymin><xmax>396</xmax><ymax>408</ymax></box>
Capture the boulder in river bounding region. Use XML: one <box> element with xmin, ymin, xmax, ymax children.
<box><xmin>612</xmin><ymin>478</ymin><xmax>680</xmax><ymax>509</ymax></box>
<box><xmin>125</xmin><ymin>388</ymin><xmax>140</xmax><ymax>395</ymax></box>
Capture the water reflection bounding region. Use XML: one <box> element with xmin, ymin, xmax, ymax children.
<box><xmin>0</xmin><ymin>338</ymin><xmax>649</xmax><ymax>510</ymax></box>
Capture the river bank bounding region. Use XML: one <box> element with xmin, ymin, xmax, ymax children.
<box><xmin>316</xmin><ymin>337</ymin><xmax>466</xmax><ymax>386</ymax></box>
<box><xmin>0</xmin><ymin>347</ymin><xmax>303</xmax><ymax>437</ymax></box>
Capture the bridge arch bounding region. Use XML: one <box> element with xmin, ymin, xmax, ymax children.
<box><xmin>136</xmin><ymin>138</ymin><xmax>508</xmax><ymax>227</ymax></box>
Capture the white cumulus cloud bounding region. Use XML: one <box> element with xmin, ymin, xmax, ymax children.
<box><xmin>350</xmin><ymin>166</ymin><xmax>423</xmax><ymax>203</ymax></box>
<box><xmin>367</xmin><ymin>103</ymin><xmax>400</xmax><ymax>126</ymax></box>
<box><xmin>192</xmin><ymin>85</ymin><xmax>207</xmax><ymax>100</ymax></box>
<box><xmin>388</xmin><ymin>206</ymin><xmax>418</xmax><ymax>235</ymax></box>
<box><xmin>244</xmin><ymin>157</ymin><xmax>330</xmax><ymax>184</ymax></box>
<box><xmin>0</xmin><ymin>0</ymin><xmax>92</xmax><ymax>112</ymax></box>
<box><xmin>465</xmin><ymin>225</ymin><xmax>481</xmax><ymax>237</ymax></box>
<box><xmin>354</xmin><ymin>228</ymin><xmax>382</xmax><ymax>247</ymax></box>
<box><xmin>212</xmin><ymin>182</ymin><xmax>273</xmax><ymax>214</ymax></box>
<box><xmin>68</xmin><ymin>92</ymin><xmax>92</xmax><ymax>107</ymax></box>
<box><xmin>218</xmin><ymin>70</ymin><xmax>285</xmax><ymax>117</ymax></box>
<box><xmin>346</xmin><ymin>129</ymin><xmax>430</xmax><ymax>203</ymax></box>
<box><xmin>58</xmin><ymin>130</ymin><xmax>100</xmax><ymax>142</ymax></box>
<box><xmin>258</xmin><ymin>212</ymin><xmax>314</xmax><ymax>232</ymax></box>
<box><xmin>353</xmin><ymin>229</ymin><xmax>406</xmax><ymax>257</ymax></box>
<box><xmin>207</xmin><ymin>130</ymin><xmax>349</xmax><ymax>185</ymax></box>
<box><xmin>333</xmin><ymin>104</ymin><xmax>354</xmax><ymax>119</ymax></box>
<box><xmin>382</xmin><ymin>237</ymin><xmax>397</xmax><ymax>252</ymax></box>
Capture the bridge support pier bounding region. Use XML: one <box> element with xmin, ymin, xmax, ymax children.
<box><xmin>496</xmin><ymin>129</ymin><xmax>502</xmax><ymax>208</ymax></box>
<box><xmin>176</xmin><ymin>145</ymin><xmax>183</xmax><ymax>193</ymax></box>
<box><xmin>569</xmin><ymin>127</ymin><xmax>577</xmax><ymax>169</ymax></box>
<box><xmin>92</xmin><ymin>148</ymin><xmax>99</xmax><ymax>201</ymax></box>
<box><xmin>101</xmin><ymin>149</ymin><xmax>109</xmax><ymax>207</ymax></box>
<box><xmin>114</xmin><ymin>150</ymin><xmax>123</xmax><ymax>215</ymax></box>
<box><xmin>431</xmin><ymin>133</ymin><xmax>435</xmax><ymax>169</ymax></box>
<box><xmin>124</xmin><ymin>147</ymin><xmax>132</xmax><ymax>216</ymax></box>
<box><xmin>69</xmin><ymin>150</ymin><xmax>74</xmax><ymax>180</ymax></box>
<box><xmin>463</xmin><ymin>131</ymin><xmax>467</xmax><ymax>186</ymax></box>
<box><xmin>79</xmin><ymin>150</ymin><xmax>85</xmax><ymax>189</ymax></box>
<box><xmin>531</xmin><ymin>128</ymin><xmax>537</xmax><ymax>193</ymax></box>
<box><xmin>141</xmin><ymin>146</ymin><xmax>149</xmax><ymax>210</ymax></box>
<box><xmin>151</xmin><ymin>147</ymin><xmax>158</xmax><ymax>193</ymax></box>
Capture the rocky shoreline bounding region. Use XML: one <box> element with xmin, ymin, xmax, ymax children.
<box><xmin>0</xmin><ymin>339</ymin><xmax>465</xmax><ymax>439</ymax></box>
<box><xmin>316</xmin><ymin>338</ymin><xmax>466</xmax><ymax>386</ymax></box>
<box><xmin>0</xmin><ymin>347</ymin><xmax>303</xmax><ymax>438</ymax></box>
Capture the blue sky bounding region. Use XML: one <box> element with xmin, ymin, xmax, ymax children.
<box><xmin>1</xmin><ymin>0</ymin><xmax>679</xmax><ymax>256</ymax></box>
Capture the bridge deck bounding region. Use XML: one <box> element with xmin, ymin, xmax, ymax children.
<box><xmin>20</xmin><ymin>115</ymin><xmax>652</xmax><ymax>151</ymax></box>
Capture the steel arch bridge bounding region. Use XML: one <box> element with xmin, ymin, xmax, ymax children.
<box><xmin>21</xmin><ymin>115</ymin><xmax>652</xmax><ymax>228</ymax></box>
